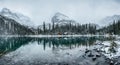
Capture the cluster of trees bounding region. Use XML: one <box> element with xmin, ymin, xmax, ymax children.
<box><xmin>98</xmin><ymin>20</ymin><xmax>120</xmax><ymax>35</ymax></box>
<box><xmin>0</xmin><ymin>15</ymin><xmax>34</xmax><ymax>35</ymax></box>
<box><xmin>37</xmin><ymin>21</ymin><xmax>97</xmax><ymax>35</ymax></box>
<box><xmin>0</xmin><ymin>14</ymin><xmax>120</xmax><ymax>35</ymax></box>
<box><xmin>37</xmin><ymin>20</ymin><xmax>120</xmax><ymax>35</ymax></box>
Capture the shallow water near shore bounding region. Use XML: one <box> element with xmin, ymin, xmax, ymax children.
<box><xmin>0</xmin><ymin>36</ymin><xmax>119</xmax><ymax>65</ymax></box>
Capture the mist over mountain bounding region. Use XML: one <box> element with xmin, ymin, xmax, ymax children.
<box><xmin>99</xmin><ymin>15</ymin><xmax>120</xmax><ymax>26</ymax></box>
<box><xmin>0</xmin><ymin>14</ymin><xmax>34</xmax><ymax>35</ymax></box>
<box><xmin>0</xmin><ymin>8</ymin><xmax>120</xmax><ymax>35</ymax></box>
<box><xmin>0</xmin><ymin>8</ymin><xmax>35</xmax><ymax>28</ymax></box>
<box><xmin>51</xmin><ymin>12</ymin><xmax>75</xmax><ymax>25</ymax></box>
<box><xmin>1</xmin><ymin>1</ymin><xmax>120</xmax><ymax>65</ymax></box>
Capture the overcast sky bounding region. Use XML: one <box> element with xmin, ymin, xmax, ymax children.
<box><xmin>0</xmin><ymin>0</ymin><xmax>120</xmax><ymax>25</ymax></box>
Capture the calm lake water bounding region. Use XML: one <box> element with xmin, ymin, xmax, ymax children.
<box><xmin>0</xmin><ymin>36</ymin><xmax>115</xmax><ymax>65</ymax></box>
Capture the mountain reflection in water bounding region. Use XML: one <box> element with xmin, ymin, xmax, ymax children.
<box><xmin>0</xmin><ymin>36</ymin><xmax>112</xmax><ymax>65</ymax></box>
<box><xmin>0</xmin><ymin>36</ymin><xmax>108</xmax><ymax>54</ymax></box>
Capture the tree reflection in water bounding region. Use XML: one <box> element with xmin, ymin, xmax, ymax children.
<box><xmin>0</xmin><ymin>36</ymin><xmax>109</xmax><ymax>57</ymax></box>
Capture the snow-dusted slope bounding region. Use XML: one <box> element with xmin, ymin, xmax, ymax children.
<box><xmin>100</xmin><ymin>15</ymin><xmax>120</xmax><ymax>26</ymax></box>
<box><xmin>0</xmin><ymin>14</ymin><xmax>35</xmax><ymax>35</ymax></box>
<box><xmin>51</xmin><ymin>12</ymin><xmax>75</xmax><ymax>25</ymax></box>
<box><xmin>0</xmin><ymin>8</ymin><xmax>34</xmax><ymax>28</ymax></box>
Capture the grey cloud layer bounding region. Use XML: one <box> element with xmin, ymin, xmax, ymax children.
<box><xmin>0</xmin><ymin>0</ymin><xmax>120</xmax><ymax>25</ymax></box>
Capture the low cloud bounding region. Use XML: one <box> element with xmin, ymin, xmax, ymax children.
<box><xmin>0</xmin><ymin>0</ymin><xmax>120</xmax><ymax>25</ymax></box>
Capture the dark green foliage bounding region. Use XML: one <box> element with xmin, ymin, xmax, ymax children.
<box><xmin>1</xmin><ymin>13</ymin><xmax>120</xmax><ymax>35</ymax></box>
<box><xmin>37</xmin><ymin>22</ymin><xmax>97</xmax><ymax>35</ymax></box>
<box><xmin>98</xmin><ymin>20</ymin><xmax>120</xmax><ymax>35</ymax></box>
<box><xmin>43</xmin><ymin>22</ymin><xmax>46</xmax><ymax>34</ymax></box>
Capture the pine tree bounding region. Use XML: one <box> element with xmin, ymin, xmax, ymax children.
<box><xmin>43</xmin><ymin>22</ymin><xmax>46</xmax><ymax>34</ymax></box>
<box><xmin>52</xmin><ymin>21</ymin><xmax>55</xmax><ymax>34</ymax></box>
<box><xmin>49</xmin><ymin>23</ymin><xmax>51</xmax><ymax>34</ymax></box>
<box><xmin>113</xmin><ymin>21</ymin><xmax>116</xmax><ymax>34</ymax></box>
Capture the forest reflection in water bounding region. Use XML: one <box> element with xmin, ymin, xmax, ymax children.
<box><xmin>0</xmin><ymin>36</ymin><xmax>116</xmax><ymax>65</ymax></box>
<box><xmin>0</xmin><ymin>36</ymin><xmax>112</xmax><ymax>56</ymax></box>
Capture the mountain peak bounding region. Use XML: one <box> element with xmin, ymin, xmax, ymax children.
<box><xmin>52</xmin><ymin>12</ymin><xmax>72</xmax><ymax>23</ymax></box>
<box><xmin>1</xmin><ymin>8</ymin><xmax>11</xmax><ymax>14</ymax></box>
<box><xmin>55</xmin><ymin>12</ymin><xmax>69</xmax><ymax>18</ymax></box>
<box><xmin>0</xmin><ymin>8</ymin><xmax>35</xmax><ymax>28</ymax></box>
<box><xmin>100</xmin><ymin>15</ymin><xmax>120</xmax><ymax>26</ymax></box>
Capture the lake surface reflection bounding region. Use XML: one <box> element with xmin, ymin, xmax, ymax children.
<box><xmin>0</xmin><ymin>36</ymin><xmax>112</xmax><ymax>65</ymax></box>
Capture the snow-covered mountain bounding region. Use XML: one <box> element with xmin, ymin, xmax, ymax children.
<box><xmin>0</xmin><ymin>14</ymin><xmax>35</xmax><ymax>35</ymax></box>
<box><xmin>100</xmin><ymin>15</ymin><xmax>120</xmax><ymax>26</ymax></box>
<box><xmin>51</xmin><ymin>12</ymin><xmax>75</xmax><ymax>25</ymax></box>
<box><xmin>0</xmin><ymin>8</ymin><xmax>34</xmax><ymax>28</ymax></box>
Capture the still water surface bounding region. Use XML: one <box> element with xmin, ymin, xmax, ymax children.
<box><xmin>0</xmin><ymin>36</ymin><xmax>112</xmax><ymax>65</ymax></box>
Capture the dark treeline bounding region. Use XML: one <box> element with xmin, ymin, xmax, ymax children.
<box><xmin>37</xmin><ymin>20</ymin><xmax>120</xmax><ymax>35</ymax></box>
<box><xmin>37</xmin><ymin>22</ymin><xmax>97</xmax><ymax>35</ymax></box>
<box><xmin>0</xmin><ymin>13</ymin><xmax>120</xmax><ymax>35</ymax></box>
<box><xmin>97</xmin><ymin>20</ymin><xmax>120</xmax><ymax>35</ymax></box>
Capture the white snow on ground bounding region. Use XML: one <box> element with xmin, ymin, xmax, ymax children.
<box><xmin>94</xmin><ymin>40</ymin><xmax>120</xmax><ymax>59</ymax></box>
<box><xmin>101</xmin><ymin>41</ymin><xmax>111</xmax><ymax>46</ymax></box>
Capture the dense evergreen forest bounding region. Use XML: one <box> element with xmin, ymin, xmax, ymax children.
<box><xmin>37</xmin><ymin>22</ymin><xmax>97</xmax><ymax>35</ymax></box>
<box><xmin>0</xmin><ymin>13</ymin><xmax>120</xmax><ymax>35</ymax></box>
<box><xmin>37</xmin><ymin>20</ymin><xmax>120</xmax><ymax>35</ymax></box>
<box><xmin>98</xmin><ymin>20</ymin><xmax>120</xmax><ymax>35</ymax></box>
